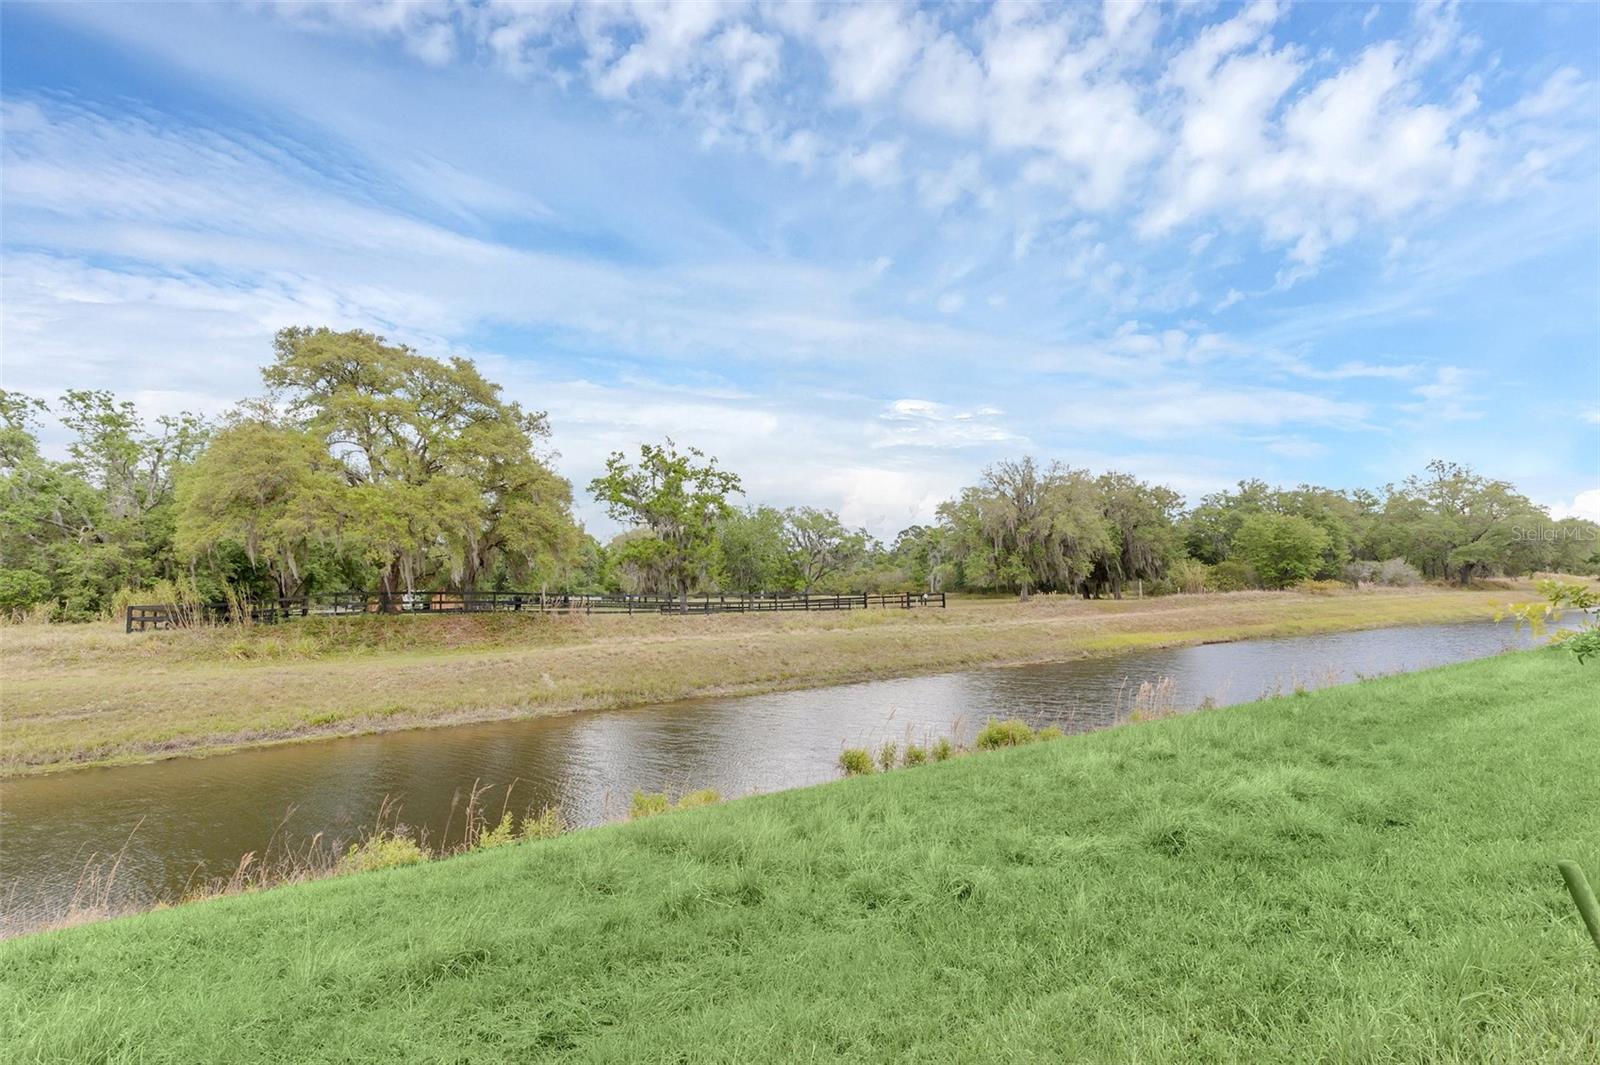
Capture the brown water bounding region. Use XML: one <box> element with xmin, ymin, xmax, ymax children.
<box><xmin>0</xmin><ymin>619</ymin><xmax>1552</xmax><ymax>926</ymax></box>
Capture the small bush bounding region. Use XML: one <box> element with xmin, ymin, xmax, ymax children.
<box><xmin>976</xmin><ymin>719</ymin><xmax>1036</xmax><ymax>750</ymax></box>
<box><xmin>839</xmin><ymin>748</ymin><xmax>874</xmax><ymax>776</ymax></box>
<box><xmin>1343</xmin><ymin>560</ymin><xmax>1379</xmax><ymax>586</ymax></box>
<box><xmin>674</xmin><ymin>789</ymin><xmax>722</xmax><ymax>811</ymax></box>
<box><xmin>520</xmin><ymin>806</ymin><xmax>566</xmax><ymax>841</ymax></box>
<box><xmin>903</xmin><ymin>744</ymin><xmax>928</xmax><ymax>766</ymax></box>
<box><xmin>931</xmin><ymin>737</ymin><xmax>954</xmax><ymax>762</ymax></box>
<box><xmin>1377</xmin><ymin>558</ymin><xmax>1422</xmax><ymax>586</ymax></box>
<box><xmin>338</xmin><ymin>833</ymin><xmax>427</xmax><ymax>875</ymax></box>
<box><xmin>1205</xmin><ymin>560</ymin><xmax>1258</xmax><ymax>592</ymax></box>
<box><xmin>1170</xmin><ymin>557</ymin><xmax>1208</xmax><ymax>595</ymax></box>
<box><xmin>473</xmin><ymin>812</ymin><xmax>517</xmax><ymax>850</ymax></box>
<box><xmin>1037</xmin><ymin>725</ymin><xmax>1064</xmax><ymax>741</ymax></box>
<box><xmin>877</xmin><ymin>742</ymin><xmax>898</xmax><ymax>772</ymax></box>
<box><xmin>630</xmin><ymin>791</ymin><xmax>672</xmax><ymax>819</ymax></box>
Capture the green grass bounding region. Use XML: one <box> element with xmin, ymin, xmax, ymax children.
<box><xmin>4</xmin><ymin>650</ymin><xmax>1598</xmax><ymax>1062</ymax></box>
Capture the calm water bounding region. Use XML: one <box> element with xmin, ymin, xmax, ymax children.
<box><xmin>0</xmin><ymin>619</ymin><xmax>1553</xmax><ymax>925</ymax></box>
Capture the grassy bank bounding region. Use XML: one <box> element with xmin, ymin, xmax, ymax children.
<box><xmin>3</xmin><ymin>650</ymin><xmax>1596</xmax><ymax>1061</ymax></box>
<box><xmin>0</xmin><ymin>587</ymin><xmax>1529</xmax><ymax>776</ymax></box>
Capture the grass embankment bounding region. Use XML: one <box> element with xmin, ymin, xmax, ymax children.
<box><xmin>0</xmin><ymin>587</ymin><xmax>1526</xmax><ymax>776</ymax></box>
<box><xmin>3</xmin><ymin>650</ymin><xmax>1596</xmax><ymax>1061</ymax></box>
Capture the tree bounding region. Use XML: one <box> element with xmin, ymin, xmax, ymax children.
<box><xmin>1377</xmin><ymin>461</ymin><xmax>1543</xmax><ymax>584</ymax></box>
<box><xmin>1233</xmin><ymin>513</ymin><xmax>1331</xmax><ymax>589</ymax></box>
<box><xmin>784</xmin><ymin>507</ymin><xmax>866</xmax><ymax>593</ymax></box>
<box><xmin>716</xmin><ymin>506</ymin><xmax>792</xmax><ymax>593</ymax></box>
<box><xmin>263</xmin><ymin>327</ymin><xmax>578</xmax><ymax>602</ymax></box>
<box><xmin>175</xmin><ymin>416</ymin><xmax>350</xmax><ymax>598</ymax></box>
<box><xmin>1091</xmin><ymin>472</ymin><xmax>1182</xmax><ymax>598</ymax></box>
<box><xmin>0</xmin><ymin>388</ymin><xmax>207</xmax><ymax>617</ymax></box>
<box><xmin>589</xmin><ymin>439</ymin><xmax>741</xmax><ymax>604</ymax></box>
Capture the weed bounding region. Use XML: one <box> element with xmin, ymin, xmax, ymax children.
<box><xmin>931</xmin><ymin>737</ymin><xmax>954</xmax><ymax>762</ymax></box>
<box><xmin>520</xmin><ymin>806</ymin><xmax>567</xmax><ymax>841</ymax></box>
<box><xmin>839</xmin><ymin>748</ymin><xmax>874</xmax><ymax>776</ymax></box>
<box><xmin>1037</xmin><ymin>725</ymin><xmax>1064</xmax><ymax>741</ymax></box>
<box><xmin>975</xmin><ymin>719</ymin><xmax>1035</xmax><ymax>749</ymax></box>
<box><xmin>903</xmin><ymin>744</ymin><xmax>928</xmax><ymax>766</ymax></box>
<box><xmin>674</xmin><ymin>789</ymin><xmax>722</xmax><ymax>811</ymax></box>
<box><xmin>473</xmin><ymin>813</ymin><xmax>518</xmax><ymax>850</ymax></box>
<box><xmin>877</xmin><ymin>742</ymin><xmax>898</xmax><ymax>772</ymax></box>
<box><xmin>337</xmin><ymin>833</ymin><xmax>427</xmax><ymax>875</ymax></box>
<box><xmin>629</xmin><ymin>791</ymin><xmax>672</xmax><ymax>819</ymax></box>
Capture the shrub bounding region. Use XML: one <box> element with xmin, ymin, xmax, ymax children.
<box><xmin>1377</xmin><ymin>558</ymin><xmax>1422</xmax><ymax>586</ymax></box>
<box><xmin>877</xmin><ymin>742</ymin><xmax>898</xmax><ymax>772</ymax></box>
<box><xmin>1233</xmin><ymin>513</ymin><xmax>1331</xmax><ymax>589</ymax></box>
<box><xmin>630</xmin><ymin>791</ymin><xmax>672</xmax><ymax>819</ymax></box>
<box><xmin>337</xmin><ymin>833</ymin><xmax>427</xmax><ymax>875</ymax></box>
<box><xmin>976</xmin><ymin>719</ymin><xmax>1036</xmax><ymax>749</ymax></box>
<box><xmin>0</xmin><ymin>569</ymin><xmax>51</xmax><ymax>618</ymax></box>
<box><xmin>1037</xmin><ymin>725</ymin><xmax>1064</xmax><ymax>741</ymax></box>
<box><xmin>1343</xmin><ymin>560</ymin><xmax>1379</xmax><ymax>586</ymax></box>
<box><xmin>1170</xmin><ymin>557</ymin><xmax>1208</xmax><ymax>595</ymax></box>
<box><xmin>674</xmin><ymin>789</ymin><xmax>721</xmax><ymax>811</ymax></box>
<box><xmin>903</xmin><ymin>744</ymin><xmax>928</xmax><ymax>766</ymax></box>
<box><xmin>520</xmin><ymin>806</ymin><xmax>566</xmax><ymax>841</ymax></box>
<box><xmin>1205</xmin><ymin>560</ymin><xmax>1257</xmax><ymax>592</ymax></box>
<box><xmin>473</xmin><ymin>812</ymin><xmax>517</xmax><ymax>850</ymax></box>
<box><xmin>839</xmin><ymin>748</ymin><xmax>875</xmax><ymax>776</ymax></box>
<box><xmin>931</xmin><ymin>737</ymin><xmax>954</xmax><ymax>762</ymax></box>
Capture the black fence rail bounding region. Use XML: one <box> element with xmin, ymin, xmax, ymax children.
<box><xmin>125</xmin><ymin>591</ymin><xmax>946</xmax><ymax>631</ymax></box>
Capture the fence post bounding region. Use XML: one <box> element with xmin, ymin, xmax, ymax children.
<box><xmin>125</xmin><ymin>607</ymin><xmax>133</xmax><ymax>634</ymax></box>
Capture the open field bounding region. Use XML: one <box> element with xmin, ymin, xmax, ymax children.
<box><xmin>3</xmin><ymin>650</ymin><xmax>1596</xmax><ymax>1061</ymax></box>
<box><xmin>0</xmin><ymin>586</ymin><xmax>1537</xmax><ymax>776</ymax></box>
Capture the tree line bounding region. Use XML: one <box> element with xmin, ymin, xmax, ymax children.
<box><xmin>3</xmin><ymin>328</ymin><xmax>1595</xmax><ymax>619</ymax></box>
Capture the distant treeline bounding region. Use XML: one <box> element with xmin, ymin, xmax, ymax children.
<box><xmin>3</xmin><ymin>328</ymin><xmax>1595</xmax><ymax>620</ymax></box>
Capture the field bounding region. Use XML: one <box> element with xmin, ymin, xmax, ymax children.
<box><xmin>2</xmin><ymin>649</ymin><xmax>1596</xmax><ymax>1062</ymax></box>
<box><xmin>0</xmin><ymin>586</ymin><xmax>1532</xmax><ymax>776</ymax></box>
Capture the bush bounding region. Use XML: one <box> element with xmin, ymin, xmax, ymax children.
<box><xmin>1343</xmin><ymin>560</ymin><xmax>1379</xmax><ymax>586</ymax></box>
<box><xmin>629</xmin><ymin>791</ymin><xmax>672</xmax><ymax>819</ymax></box>
<box><xmin>877</xmin><ymin>742</ymin><xmax>898</xmax><ymax>772</ymax></box>
<box><xmin>520</xmin><ymin>806</ymin><xmax>566</xmax><ymax>841</ymax></box>
<box><xmin>1037</xmin><ymin>725</ymin><xmax>1064</xmax><ymax>741</ymax></box>
<box><xmin>839</xmin><ymin>748</ymin><xmax>874</xmax><ymax>776</ymax></box>
<box><xmin>473</xmin><ymin>812</ymin><xmax>517</xmax><ymax>850</ymax></box>
<box><xmin>976</xmin><ymin>719</ymin><xmax>1036</xmax><ymax>750</ymax></box>
<box><xmin>1170</xmin><ymin>557</ymin><xmax>1208</xmax><ymax>595</ymax></box>
<box><xmin>1205</xmin><ymin>560</ymin><xmax>1257</xmax><ymax>592</ymax></box>
<box><xmin>0</xmin><ymin>569</ymin><xmax>51</xmax><ymax>617</ymax></box>
<box><xmin>1377</xmin><ymin>558</ymin><xmax>1422</xmax><ymax>586</ymax></box>
<box><xmin>337</xmin><ymin>833</ymin><xmax>427</xmax><ymax>875</ymax></box>
<box><xmin>674</xmin><ymin>789</ymin><xmax>722</xmax><ymax>811</ymax></box>
<box><xmin>931</xmin><ymin>737</ymin><xmax>954</xmax><ymax>762</ymax></box>
<box><xmin>1233</xmin><ymin>513</ymin><xmax>1331</xmax><ymax>589</ymax></box>
<box><xmin>903</xmin><ymin>744</ymin><xmax>928</xmax><ymax>766</ymax></box>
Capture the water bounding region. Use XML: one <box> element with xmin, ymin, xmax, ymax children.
<box><xmin>0</xmin><ymin>619</ymin><xmax>1553</xmax><ymax>926</ymax></box>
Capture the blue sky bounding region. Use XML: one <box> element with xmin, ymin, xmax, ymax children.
<box><xmin>3</xmin><ymin>0</ymin><xmax>1597</xmax><ymax>537</ymax></box>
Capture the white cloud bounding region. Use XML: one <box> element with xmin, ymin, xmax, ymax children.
<box><xmin>839</xmin><ymin>140</ymin><xmax>904</xmax><ymax>188</ymax></box>
<box><xmin>1067</xmin><ymin>383</ymin><xmax>1368</xmax><ymax>438</ymax></box>
<box><xmin>1546</xmin><ymin>489</ymin><xmax>1600</xmax><ymax>523</ymax></box>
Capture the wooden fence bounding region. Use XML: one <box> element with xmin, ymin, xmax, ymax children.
<box><xmin>125</xmin><ymin>591</ymin><xmax>946</xmax><ymax>632</ymax></box>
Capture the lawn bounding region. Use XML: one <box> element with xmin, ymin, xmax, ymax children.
<box><xmin>3</xmin><ymin>648</ymin><xmax>1596</xmax><ymax>1062</ymax></box>
<box><xmin>0</xmin><ymin>585</ymin><xmax>1527</xmax><ymax>775</ymax></box>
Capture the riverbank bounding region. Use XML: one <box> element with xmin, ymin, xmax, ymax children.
<box><xmin>4</xmin><ymin>650</ymin><xmax>1596</xmax><ymax>1060</ymax></box>
<box><xmin>0</xmin><ymin>587</ymin><xmax>1530</xmax><ymax>776</ymax></box>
